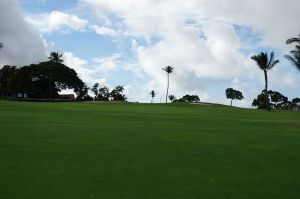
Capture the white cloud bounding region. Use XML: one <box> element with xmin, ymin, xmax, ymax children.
<box><xmin>63</xmin><ymin>52</ymin><xmax>115</xmax><ymax>95</ymax></box>
<box><xmin>0</xmin><ymin>0</ymin><xmax>47</xmax><ymax>66</ymax></box>
<box><xmin>26</xmin><ymin>11</ymin><xmax>89</xmax><ymax>33</ymax></box>
<box><xmin>26</xmin><ymin>10</ymin><xmax>122</xmax><ymax>38</ymax></box>
<box><xmin>82</xmin><ymin>0</ymin><xmax>300</xmax><ymax>46</ymax></box>
<box><xmin>90</xmin><ymin>25</ymin><xmax>118</xmax><ymax>37</ymax></box>
<box><xmin>63</xmin><ymin>52</ymin><xmax>101</xmax><ymax>85</ymax></box>
<box><xmin>81</xmin><ymin>0</ymin><xmax>300</xmax><ymax>106</ymax></box>
<box><xmin>3</xmin><ymin>0</ymin><xmax>298</xmax><ymax>105</ymax></box>
<box><xmin>93</xmin><ymin>54</ymin><xmax>121</xmax><ymax>72</ymax></box>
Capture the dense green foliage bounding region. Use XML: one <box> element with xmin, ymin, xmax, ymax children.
<box><xmin>110</xmin><ymin>86</ymin><xmax>127</xmax><ymax>101</ymax></box>
<box><xmin>98</xmin><ymin>86</ymin><xmax>110</xmax><ymax>101</ymax></box>
<box><xmin>1</xmin><ymin>101</ymin><xmax>299</xmax><ymax>199</ymax></box>
<box><xmin>0</xmin><ymin>61</ymin><xmax>84</xmax><ymax>99</ymax></box>
<box><xmin>91</xmin><ymin>83</ymin><xmax>126</xmax><ymax>101</ymax></box>
<box><xmin>252</xmin><ymin>90</ymin><xmax>298</xmax><ymax>110</ymax></box>
<box><xmin>225</xmin><ymin>88</ymin><xmax>244</xmax><ymax>106</ymax></box>
<box><xmin>174</xmin><ymin>94</ymin><xmax>200</xmax><ymax>103</ymax></box>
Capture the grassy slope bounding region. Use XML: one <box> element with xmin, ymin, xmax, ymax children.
<box><xmin>0</xmin><ymin>100</ymin><xmax>300</xmax><ymax>199</ymax></box>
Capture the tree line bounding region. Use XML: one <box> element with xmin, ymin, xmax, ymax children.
<box><xmin>250</xmin><ymin>34</ymin><xmax>300</xmax><ymax>110</ymax></box>
<box><xmin>0</xmin><ymin>51</ymin><xmax>127</xmax><ymax>101</ymax></box>
<box><xmin>0</xmin><ymin>52</ymin><xmax>86</xmax><ymax>100</ymax></box>
<box><xmin>1</xmin><ymin>33</ymin><xmax>300</xmax><ymax>109</ymax></box>
<box><xmin>152</xmin><ymin>34</ymin><xmax>300</xmax><ymax>110</ymax></box>
<box><xmin>91</xmin><ymin>83</ymin><xmax>127</xmax><ymax>102</ymax></box>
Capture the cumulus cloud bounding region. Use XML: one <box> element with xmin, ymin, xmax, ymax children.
<box><xmin>26</xmin><ymin>11</ymin><xmax>89</xmax><ymax>33</ymax></box>
<box><xmin>63</xmin><ymin>51</ymin><xmax>103</xmax><ymax>85</ymax></box>
<box><xmin>0</xmin><ymin>0</ymin><xmax>47</xmax><ymax>66</ymax></box>
<box><xmin>26</xmin><ymin>10</ymin><xmax>122</xmax><ymax>39</ymax></box>
<box><xmin>2</xmin><ymin>0</ymin><xmax>299</xmax><ymax>105</ymax></box>
<box><xmin>90</xmin><ymin>25</ymin><xmax>118</xmax><ymax>37</ymax></box>
<box><xmin>62</xmin><ymin>52</ymin><xmax>126</xmax><ymax>96</ymax></box>
<box><xmin>82</xmin><ymin>0</ymin><xmax>300</xmax><ymax>45</ymax></box>
<box><xmin>81</xmin><ymin>0</ymin><xmax>300</xmax><ymax>105</ymax></box>
<box><xmin>93</xmin><ymin>54</ymin><xmax>121</xmax><ymax>72</ymax></box>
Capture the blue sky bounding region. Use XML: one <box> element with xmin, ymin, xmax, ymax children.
<box><xmin>1</xmin><ymin>0</ymin><xmax>300</xmax><ymax>106</ymax></box>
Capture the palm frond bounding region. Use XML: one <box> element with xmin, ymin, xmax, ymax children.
<box><xmin>285</xmin><ymin>36</ymin><xmax>300</xmax><ymax>71</ymax></box>
<box><xmin>251</xmin><ymin>53</ymin><xmax>266</xmax><ymax>71</ymax></box>
<box><xmin>269</xmin><ymin>60</ymin><xmax>280</xmax><ymax>70</ymax></box>
<box><xmin>268</xmin><ymin>52</ymin><xmax>279</xmax><ymax>70</ymax></box>
<box><xmin>286</xmin><ymin>34</ymin><xmax>300</xmax><ymax>44</ymax></box>
<box><xmin>162</xmin><ymin>66</ymin><xmax>174</xmax><ymax>73</ymax></box>
<box><xmin>251</xmin><ymin>52</ymin><xmax>279</xmax><ymax>71</ymax></box>
<box><xmin>48</xmin><ymin>52</ymin><xmax>63</xmax><ymax>63</ymax></box>
<box><xmin>285</xmin><ymin>55</ymin><xmax>300</xmax><ymax>71</ymax></box>
<box><xmin>268</xmin><ymin>52</ymin><xmax>274</xmax><ymax>67</ymax></box>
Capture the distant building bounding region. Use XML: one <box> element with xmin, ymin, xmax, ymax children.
<box><xmin>59</xmin><ymin>94</ymin><xmax>75</xmax><ymax>101</ymax></box>
<box><xmin>1</xmin><ymin>91</ymin><xmax>76</xmax><ymax>101</ymax></box>
<box><xmin>293</xmin><ymin>105</ymin><xmax>300</xmax><ymax>111</ymax></box>
<box><xmin>1</xmin><ymin>90</ymin><xmax>32</xmax><ymax>99</ymax></box>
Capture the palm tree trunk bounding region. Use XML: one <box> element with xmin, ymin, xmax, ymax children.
<box><xmin>166</xmin><ymin>73</ymin><xmax>169</xmax><ymax>103</ymax></box>
<box><xmin>264</xmin><ymin>70</ymin><xmax>268</xmax><ymax>110</ymax></box>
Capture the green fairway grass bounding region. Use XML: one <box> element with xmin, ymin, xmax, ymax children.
<box><xmin>0</xmin><ymin>100</ymin><xmax>300</xmax><ymax>199</ymax></box>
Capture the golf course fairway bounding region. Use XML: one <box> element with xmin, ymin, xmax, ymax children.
<box><xmin>0</xmin><ymin>100</ymin><xmax>300</xmax><ymax>199</ymax></box>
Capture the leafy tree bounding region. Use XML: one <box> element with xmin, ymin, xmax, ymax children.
<box><xmin>285</xmin><ymin>34</ymin><xmax>300</xmax><ymax>71</ymax></box>
<box><xmin>0</xmin><ymin>65</ymin><xmax>17</xmax><ymax>88</ymax></box>
<box><xmin>0</xmin><ymin>65</ymin><xmax>17</xmax><ymax>96</ymax></box>
<box><xmin>252</xmin><ymin>91</ymin><xmax>269</xmax><ymax>109</ymax></box>
<box><xmin>292</xmin><ymin>98</ymin><xmax>300</xmax><ymax>104</ymax></box>
<box><xmin>269</xmin><ymin>91</ymin><xmax>288</xmax><ymax>109</ymax></box>
<box><xmin>174</xmin><ymin>95</ymin><xmax>200</xmax><ymax>103</ymax></box>
<box><xmin>110</xmin><ymin>86</ymin><xmax>127</xmax><ymax>101</ymax></box>
<box><xmin>183</xmin><ymin>95</ymin><xmax>199</xmax><ymax>103</ymax></box>
<box><xmin>91</xmin><ymin>83</ymin><xmax>99</xmax><ymax>100</ymax></box>
<box><xmin>225</xmin><ymin>88</ymin><xmax>244</xmax><ymax>106</ymax></box>
<box><xmin>48</xmin><ymin>52</ymin><xmax>63</xmax><ymax>63</ymax></box>
<box><xmin>162</xmin><ymin>66</ymin><xmax>174</xmax><ymax>103</ymax></box>
<box><xmin>7</xmin><ymin>61</ymin><xmax>84</xmax><ymax>99</ymax></box>
<box><xmin>291</xmin><ymin>98</ymin><xmax>300</xmax><ymax>110</ymax></box>
<box><xmin>32</xmin><ymin>61</ymin><xmax>84</xmax><ymax>98</ymax></box>
<box><xmin>168</xmin><ymin>95</ymin><xmax>176</xmax><ymax>102</ymax></box>
<box><xmin>251</xmin><ymin>52</ymin><xmax>279</xmax><ymax>110</ymax></box>
<box><xmin>8</xmin><ymin>65</ymin><xmax>35</xmax><ymax>94</ymax></box>
<box><xmin>98</xmin><ymin>86</ymin><xmax>110</xmax><ymax>101</ymax></box>
<box><xmin>149</xmin><ymin>90</ymin><xmax>156</xmax><ymax>103</ymax></box>
<box><xmin>76</xmin><ymin>83</ymin><xmax>92</xmax><ymax>101</ymax></box>
<box><xmin>252</xmin><ymin>90</ymin><xmax>290</xmax><ymax>110</ymax></box>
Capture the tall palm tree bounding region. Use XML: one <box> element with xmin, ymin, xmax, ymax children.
<box><xmin>162</xmin><ymin>66</ymin><xmax>174</xmax><ymax>103</ymax></box>
<box><xmin>251</xmin><ymin>52</ymin><xmax>279</xmax><ymax>110</ymax></box>
<box><xmin>48</xmin><ymin>52</ymin><xmax>63</xmax><ymax>63</ymax></box>
<box><xmin>149</xmin><ymin>90</ymin><xmax>156</xmax><ymax>103</ymax></box>
<box><xmin>285</xmin><ymin>34</ymin><xmax>300</xmax><ymax>71</ymax></box>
